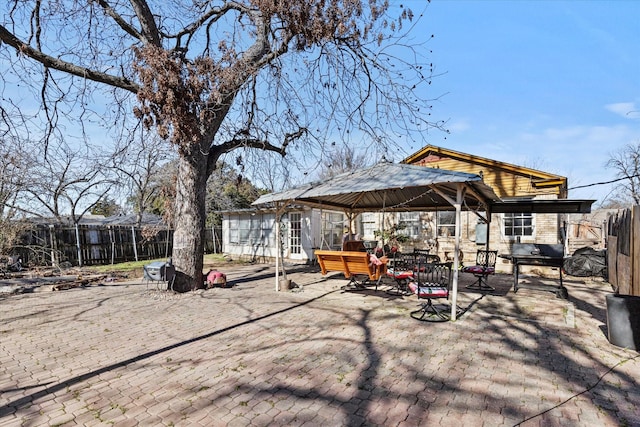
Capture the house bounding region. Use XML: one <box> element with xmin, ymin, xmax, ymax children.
<box><xmin>400</xmin><ymin>145</ymin><xmax>571</xmax><ymax>273</ymax></box>
<box><xmin>223</xmin><ymin>145</ymin><xmax>593</xmax><ymax>275</ymax></box>
<box><xmin>221</xmin><ymin>207</ymin><xmax>344</xmax><ymax>263</ymax></box>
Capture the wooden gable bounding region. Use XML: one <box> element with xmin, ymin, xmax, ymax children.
<box><xmin>403</xmin><ymin>145</ymin><xmax>567</xmax><ymax>199</ymax></box>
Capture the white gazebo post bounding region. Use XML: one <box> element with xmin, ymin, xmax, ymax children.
<box><xmin>75</xmin><ymin>223</ymin><xmax>83</xmax><ymax>267</ymax></box>
<box><xmin>275</xmin><ymin>203</ymin><xmax>281</xmax><ymax>292</ymax></box>
<box><xmin>274</xmin><ymin>202</ymin><xmax>290</xmax><ymax>292</ymax></box>
<box><xmin>430</xmin><ymin>183</ymin><xmax>466</xmax><ymax>321</ymax></box>
<box><xmin>450</xmin><ymin>184</ymin><xmax>464</xmax><ymax>321</ymax></box>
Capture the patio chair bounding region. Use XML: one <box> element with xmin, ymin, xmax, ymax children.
<box><xmin>462</xmin><ymin>250</ymin><xmax>497</xmax><ymax>291</ymax></box>
<box><xmin>343</xmin><ymin>240</ymin><xmax>366</xmax><ymax>252</ymax></box>
<box><xmin>385</xmin><ymin>252</ymin><xmax>416</xmax><ymax>295</ymax></box>
<box><xmin>413</xmin><ymin>250</ymin><xmax>441</xmax><ymax>268</ymax></box>
<box><xmin>408</xmin><ymin>261</ymin><xmax>453</xmax><ymax>322</ymax></box>
<box><xmin>412</xmin><ymin>248</ymin><xmax>431</xmax><ymax>257</ymax></box>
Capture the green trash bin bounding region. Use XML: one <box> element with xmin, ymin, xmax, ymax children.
<box><xmin>606</xmin><ymin>294</ymin><xmax>640</xmax><ymax>351</ymax></box>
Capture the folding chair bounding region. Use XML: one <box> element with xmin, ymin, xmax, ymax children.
<box><xmin>462</xmin><ymin>250</ymin><xmax>497</xmax><ymax>291</ymax></box>
<box><xmin>408</xmin><ymin>261</ymin><xmax>453</xmax><ymax>322</ymax></box>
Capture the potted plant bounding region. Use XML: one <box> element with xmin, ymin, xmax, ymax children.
<box><xmin>374</xmin><ymin>224</ymin><xmax>411</xmax><ymax>255</ymax></box>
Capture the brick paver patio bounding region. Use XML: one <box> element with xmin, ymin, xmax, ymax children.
<box><xmin>1</xmin><ymin>264</ymin><xmax>639</xmax><ymax>426</ymax></box>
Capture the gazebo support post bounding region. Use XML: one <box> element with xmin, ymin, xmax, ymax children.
<box><xmin>451</xmin><ymin>184</ymin><xmax>464</xmax><ymax>321</ymax></box>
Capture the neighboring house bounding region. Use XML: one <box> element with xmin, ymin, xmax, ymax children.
<box><xmin>222</xmin><ymin>145</ymin><xmax>596</xmax><ymax>275</ymax></box>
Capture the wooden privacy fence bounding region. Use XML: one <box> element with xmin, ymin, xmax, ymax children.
<box><xmin>15</xmin><ymin>224</ymin><xmax>222</xmax><ymax>267</ymax></box>
<box><xmin>607</xmin><ymin>206</ymin><xmax>640</xmax><ymax>296</ymax></box>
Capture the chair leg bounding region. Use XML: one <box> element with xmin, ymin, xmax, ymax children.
<box><xmin>342</xmin><ymin>275</ymin><xmax>376</xmax><ymax>291</ymax></box>
<box><xmin>410</xmin><ymin>299</ymin><xmax>450</xmax><ymax>322</ymax></box>
<box><xmin>386</xmin><ymin>278</ymin><xmax>410</xmax><ymax>296</ymax></box>
<box><xmin>375</xmin><ymin>274</ymin><xmax>385</xmax><ymax>291</ymax></box>
<box><xmin>465</xmin><ymin>274</ymin><xmax>495</xmax><ymax>291</ymax></box>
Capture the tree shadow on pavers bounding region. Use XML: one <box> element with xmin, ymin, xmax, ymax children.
<box><xmin>0</xmin><ymin>291</ymin><xmax>123</xmax><ymax>329</ymax></box>
<box><xmin>5</xmin><ymin>275</ymin><xmax>639</xmax><ymax>426</ymax></box>
<box><xmin>434</xmin><ymin>274</ymin><xmax>640</xmax><ymax>425</ymax></box>
<box><xmin>0</xmin><ymin>287</ymin><xmax>346</xmax><ymax>419</ymax></box>
<box><xmin>458</xmin><ymin>274</ymin><xmax>640</xmax><ymax>424</ymax></box>
<box><xmin>463</xmin><ymin>303</ymin><xmax>640</xmax><ymax>426</ymax></box>
<box><xmin>563</xmin><ymin>277</ymin><xmax>612</xmax><ymax>325</ymax></box>
<box><xmin>202</xmin><ymin>308</ymin><xmax>391</xmax><ymax>426</ymax></box>
<box><xmin>340</xmin><ymin>286</ymin><xmax>413</xmax><ymax>302</ymax></box>
<box><xmin>457</xmin><ymin>272</ymin><xmax>514</xmax><ymax>297</ymax></box>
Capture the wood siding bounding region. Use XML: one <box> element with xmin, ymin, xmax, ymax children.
<box><xmin>607</xmin><ymin>206</ymin><xmax>640</xmax><ymax>296</ymax></box>
<box><xmin>415</xmin><ymin>157</ymin><xmax>561</xmax><ymax>198</ymax></box>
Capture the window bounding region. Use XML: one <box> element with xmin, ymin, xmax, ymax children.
<box><xmin>503</xmin><ymin>212</ymin><xmax>533</xmax><ymax>237</ymax></box>
<box><xmin>229</xmin><ymin>217</ymin><xmax>239</xmax><ymax>244</ymax></box>
<box><xmin>360</xmin><ymin>212</ymin><xmax>377</xmax><ymax>239</ymax></box>
<box><xmin>238</xmin><ymin>217</ymin><xmax>260</xmax><ymax>244</ymax></box>
<box><xmin>289</xmin><ymin>212</ymin><xmax>302</xmax><ymax>254</ymax></box>
<box><xmin>398</xmin><ymin>212</ymin><xmax>420</xmax><ymax>239</ymax></box>
<box><xmin>437</xmin><ymin>211</ymin><xmax>456</xmax><ymax>237</ymax></box>
<box><xmin>321</xmin><ymin>212</ymin><xmax>345</xmax><ymax>250</ymax></box>
<box><xmin>229</xmin><ymin>214</ymin><xmax>274</xmax><ymax>246</ymax></box>
<box><xmin>262</xmin><ymin>216</ymin><xmax>275</xmax><ymax>248</ymax></box>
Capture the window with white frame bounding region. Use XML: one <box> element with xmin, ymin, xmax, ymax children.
<box><xmin>321</xmin><ymin>212</ymin><xmax>345</xmax><ymax>250</ymax></box>
<box><xmin>229</xmin><ymin>217</ymin><xmax>239</xmax><ymax>244</ymax></box>
<box><xmin>503</xmin><ymin>212</ymin><xmax>534</xmax><ymax>237</ymax></box>
<box><xmin>398</xmin><ymin>212</ymin><xmax>420</xmax><ymax>239</ymax></box>
<box><xmin>238</xmin><ymin>216</ymin><xmax>261</xmax><ymax>244</ymax></box>
<box><xmin>360</xmin><ymin>212</ymin><xmax>377</xmax><ymax>239</ymax></box>
<box><xmin>437</xmin><ymin>211</ymin><xmax>456</xmax><ymax>237</ymax></box>
<box><xmin>262</xmin><ymin>215</ymin><xmax>275</xmax><ymax>247</ymax></box>
<box><xmin>289</xmin><ymin>212</ymin><xmax>302</xmax><ymax>254</ymax></box>
<box><xmin>229</xmin><ymin>213</ymin><xmax>274</xmax><ymax>246</ymax></box>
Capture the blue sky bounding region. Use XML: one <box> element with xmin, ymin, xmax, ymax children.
<box><xmin>400</xmin><ymin>0</ymin><xmax>640</xmax><ymax>204</ymax></box>
<box><xmin>2</xmin><ymin>1</ymin><xmax>637</xmax><ymax>206</ymax></box>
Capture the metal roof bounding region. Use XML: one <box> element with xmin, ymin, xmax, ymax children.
<box><xmin>491</xmin><ymin>199</ymin><xmax>594</xmax><ymax>214</ymax></box>
<box><xmin>252</xmin><ymin>162</ymin><xmax>501</xmax><ymax>213</ymax></box>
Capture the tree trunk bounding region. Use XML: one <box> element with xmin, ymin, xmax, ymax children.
<box><xmin>171</xmin><ymin>145</ymin><xmax>209</xmax><ymax>292</ymax></box>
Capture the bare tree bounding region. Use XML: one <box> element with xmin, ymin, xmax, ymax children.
<box><xmin>0</xmin><ymin>130</ymin><xmax>28</xmax><ymax>255</ymax></box>
<box><xmin>110</xmin><ymin>129</ymin><xmax>176</xmax><ymax>227</ymax></box>
<box><xmin>12</xmin><ymin>139</ymin><xmax>114</xmax><ymax>225</ymax></box>
<box><xmin>1</xmin><ymin>1</ymin><xmax>442</xmax><ymax>291</ymax></box>
<box><xmin>605</xmin><ymin>141</ymin><xmax>640</xmax><ymax>206</ymax></box>
<box><xmin>317</xmin><ymin>144</ymin><xmax>372</xmax><ymax>180</ymax></box>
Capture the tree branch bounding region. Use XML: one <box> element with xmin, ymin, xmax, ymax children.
<box><xmin>168</xmin><ymin>1</ymin><xmax>247</xmax><ymax>43</ymax></box>
<box><xmin>92</xmin><ymin>0</ymin><xmax>145</xmax><ymax>42</ymax></box>
<box><xmin>0</xmin><ymin>25</ymin><xmax>140</xmax><ymax>93</ymax></box>
<box><xmin>128</xmin><ymin>0</ymin><xmax>162</xmax><ymax>46</ymax></box>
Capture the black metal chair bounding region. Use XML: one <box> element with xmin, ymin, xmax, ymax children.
<box><xmin>413</xmin><ymin>250</ymin><xmax>441</xmax><ymax>266</ymax></box>
<box><xmin>385</xmin><ymin>252</ymin><xmax>416</xmax><ymax>295</ymax></box>
<box><xmin>412</xmin><ymin>248</ymin><xmax>431</xmax><ymax>257</ymax></box>
<box><xmin>408</xmin><ymin>261</ymin><xmax>453</xmax><ymax>322</ymax></box>
<box><xmin>462</xmin><ymin>250</ymin><xmax>497</xmax><ymax>291</ymax></box>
